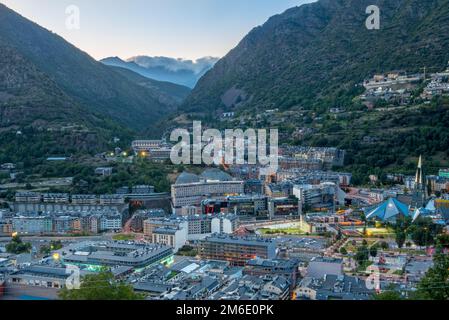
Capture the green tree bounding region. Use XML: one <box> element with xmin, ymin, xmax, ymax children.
<box><xmin>355</xmin><ymin>245</ymin><xmax>369</xmax><ymax>265</ymax></box>
<box><xmin>40</xmin><ymin>245</ymin><xmax>51</xmax><ymax>255</ymax></box>
<box><xmin>369</xmin><ymin>245</ymin><xmax>378</xmax><ymax>258</ymax></box>
<box><xmin>393</xmin><ymin>217</ymin><xmax>411</xmax><ymax>249</ymax></box>
<box><xmin>360</xmin><ymin>212</ymin><xmax>367</xmax><ymax>231</ymax></box>
<box><xmin>436</xmin><ymin>234</ymin><xmax>449</xmax><ymax>249</ymax></box>
<box><xmin>395</xmin><ymin>230</ymin><xmax>407</xmax><ymax>249</ymax></box>
<box><xmin>59</xmin><ymin>271</ymin><xmax>144</xmax><ymax>300</ymax></box>
<box><xmin>380</xmin><ymin>241</ymin><xmax>389</xmax><ymax>250</ymax></box>
<box><xmin>6</xmin><ymin>235</ymin><xmax>32</xmax><ymax>254</ymax></box>
<box><xmin>373</xmin><ymin>291</ymin><xmax>403</xmax><ymax>300</ymax></box>
<box><xmin>415</xmin><ymin>245</ymin><xmax>449</xmax><ymax>300</ymax></box>
<box><xmin>39</xmin><ymin>241</ymin><xmax>63</xmax><ymax>255</ymax></box>
<box><xmin>50</xmin><ymin>240</ymin><xmax>63</xmax><ymax>251</ymax></box>
<box><xmin>339</xmin><ymin>247</ymin><xmax>348</xmax><ymax>255</ymax></box>
<box><xmin>409</xmin><ymin>217</ymin><xmax>443</xmax><ymax>247</ymax></box>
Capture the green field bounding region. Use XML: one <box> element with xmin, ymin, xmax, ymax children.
<box><xmin>358</xmin><ymin>227</ymin><xmax>395</xmax><ymax>237</ymax></box>
<box><xmin>259</xmin><ymin>227</ymin><xmax>305</xmax><ymax>236</ymax></box>
<box><xmin>258</xmin><ymin>221</ymin><xmax>314</xmax><ymax>236</ymax></box>
<box><xmin>112</xmin><ymin>234</ymin><xmax>136</xmax><ymax>241</ymax></box>
<box><xmin>343</xmin><ymin>239</ymin><xmax>379</xmax><ymax>253</ymax></box>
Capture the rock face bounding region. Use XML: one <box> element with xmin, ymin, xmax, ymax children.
<box><xmin>181</xmin><ymin>0</ymin><xmax>449</xmax><ymax>115</ymax></box>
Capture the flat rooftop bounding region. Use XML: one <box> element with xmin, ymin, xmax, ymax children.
<box><xmin>202</xmin><ymin>234</ymin><xmax>274</xmax><ymax>247</ymax></box>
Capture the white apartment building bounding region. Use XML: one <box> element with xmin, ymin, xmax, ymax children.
<box><xmin>145</xmin><ymin>215</ymin><xmax>239</xmax><ymax>250</ymax></box>
<box><xmin>100</xmin><ymin>216</ymin><xmax>122</xmax><ymax>231</ymax></box>
<box><xmin>132</xmin><ymin>140</ymin><xmax>163</xmax><ymax>153</ymax></box>
<box><xmin>152</xmin><ymin>227</ymin><xmax>188</xmax><ymax>252</ymax></box>
<box><xmin>211</xmin><ymin>215</ymin><xmax>238</xmax><ymax>234</ymax></box>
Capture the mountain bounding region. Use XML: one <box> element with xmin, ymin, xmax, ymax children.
<box><xmin>107</xmin><ymin>66</ymin><xmax>191</xmax><ymax>107</ymax></box>
<box><xmin>0</xmin><ymin>42</ymin><xmax>85</xmax><ymax>128</ymax></box>
<box><xmin>101</xmin><ymin>56</ymin><xmax>219</xmax><ymax>88</ymax></box>
<box><xmin>0</xmin><ymin>3</ymin><xmax>175</xmax><ymax>132</ymax></box>
<box><xmin>177</xmin><ymin>0</ymin><xmax>449</xmax><ymax>180</ymax></box>
<box><xmin>182</xmin><ymin>0</ymin><xmax>449</xmax><ymax>114</ymax></box>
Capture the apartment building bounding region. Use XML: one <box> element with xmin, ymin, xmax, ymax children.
<box><xmin>198</xmin><ymin>234</ymin><xmax>276</xmax><ymax>266</ymax></box>
<box><xmin>172</xmin><ymin>181</ymin><xmax>244</xmax><ymax>213</ymax></box>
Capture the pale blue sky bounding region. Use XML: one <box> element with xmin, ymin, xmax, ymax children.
<box><xmin>1</xmin><ymin>0</ymin><xmax>313</xmax><ymax>60</ymax></box>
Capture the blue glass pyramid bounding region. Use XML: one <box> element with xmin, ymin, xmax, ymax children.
<box><xmin>366</xmin><ymin>198</ymin><xmax>410</xmax><ymax>222</ymax></box>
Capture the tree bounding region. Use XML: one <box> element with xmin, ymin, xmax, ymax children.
<box><xmin>409</xmin><ymin>217</ymin><xmax>443</xmax><ymax>247</ymax></box>
<box><xmin>340</xmin><ymin>247</ymin><xmax>348</xmax><ymax>255</ymax></box>
<box><xmin>395</xmin><ymin>230</ymin><xmax>407</xmax><ymax>249</ymax></box>
<box><xmin>40</xmin><ymin>241</ymin><xmax>63</xmax><ymax>255</ymax></box>
<box><xmin>436</xmin><ymin>234</ymin><xmax>449</xmax><ymax>249</ymax></box>
<box><xmin>360</xmin><ymin>212</ymin><xmax>367</xmax><ymax>232</ymax></box>
<box><xmin>59</xmin><ymin>271</ymin><xmax>144</xmax><ymax>300</ymax></box>
<box><xmin>40</xmin><ymin>245</ymin><xmax>51</xmax><ymax>255</ymax></box>
<box><xmin>369</xmin><ymin>245</ymin><xmax>378</xmax><ymax>258</ymax></box>
<box><xmin>373</xmin><ymin>291</ymin><xmax>403</xmax><ymax>300</ymax></box>
<box><xmin>355</xmin><ymin>246</ymin><xmax>369</xmax><ymax>266</ymax></box>
<box><xmin>336</xmin><ymin>229</ymin><xmax>343</xmax><ymax>241</ymax></box>
<box><xmin>380</xmin><ymin>241</ymin><xmax>389</xmax><ymax>250</ymax></box>
<box><xmin>6</xmin><ymin>235</ymin><xmax>32</xmax><ymax>254</ymax></box>
<box><xmin>50</xmin><ymin>240</ymin><xmax>63</xmax><ymax>251</ymax></box>
<box><xmin>393</xmin><ymin>217</ymin><xmax>411</xmax><ymax>249</ymax></box>
<box><xmin>415</xmin><ymin>245</ymin><xmax>449</xmax><ymax>300</ymax></box>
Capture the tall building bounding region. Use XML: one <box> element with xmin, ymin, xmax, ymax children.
<box><xmin>412</xmin><ymin>156</ymin><xmax>427</xmax><ymax>208</ymax></box>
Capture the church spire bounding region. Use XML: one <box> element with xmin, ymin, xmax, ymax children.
<box><xmin>415</xmin><ymin>155</ymin><xmax>423</xmax><ymax>185</ymax></box>
<box><xmin>413</xmin><ymin>155</ymin><xmax>427</xmax><ymax>208</ymax></box>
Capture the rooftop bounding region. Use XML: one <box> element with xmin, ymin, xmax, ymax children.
<box><xmin>202</xmin><ymin>234</ymin><xmax>274</xmax><ymax>247</ymax></box>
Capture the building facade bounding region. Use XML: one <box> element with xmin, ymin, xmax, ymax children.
<box><xmin>198</xmin><ymin>235</ymin><xmax>276</xmax><ymax>266</ymax></box>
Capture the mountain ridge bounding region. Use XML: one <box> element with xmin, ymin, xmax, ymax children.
<box><xmin>181</xmin><ymin>0</ymin><xmax>449</xmax><ymax>115</ymax></box>
<box><xmin>101</xmin><ymin>55</ymin><xmax>219</xmax><ymax>88</ymax></box>
<box><xmin>0</xmin><ymin>3</ymin><xmax>177</xmax><ymax>131</ymax></box>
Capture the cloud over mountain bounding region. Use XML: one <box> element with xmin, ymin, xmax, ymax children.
<box><xmin>102</xmin><ymin>56</ymin><xmax>219</xmax><ymax>88</ymax></box>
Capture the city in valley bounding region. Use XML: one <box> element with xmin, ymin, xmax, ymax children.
<box><xmin>1</xmin><ymin>138</ymin><xmax>448</xmax><ymax>300</ymax></box>
<box><xmin>0</xmin><ymin>0</ymin><xmax>449</xmax><ymax>303</ymax></box>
